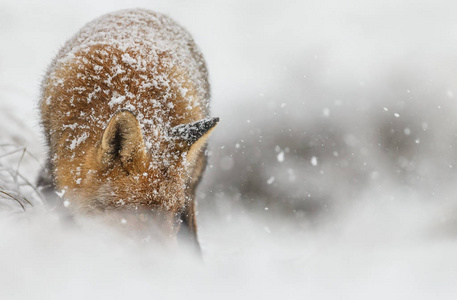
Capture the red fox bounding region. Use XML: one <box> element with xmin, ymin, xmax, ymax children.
<box><xmin>38</xmin><ymin>9</ymin><xmax>218</xmax><ymax>252</ymax></box>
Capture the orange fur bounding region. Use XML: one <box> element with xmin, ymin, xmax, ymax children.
<box><xmin>39</xmin><ymin>9</ymin><xmax>217</xmax><ymax>246</ymax></box>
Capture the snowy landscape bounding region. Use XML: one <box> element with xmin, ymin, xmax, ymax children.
<box><xmin>2</xmin><ymin>0</ymin><xmax>457</xmax><ymax>298</ymax></box>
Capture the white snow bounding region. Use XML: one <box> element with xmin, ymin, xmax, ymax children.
<box><xmin>68</xmin><ymin>132</ymin><xmax>89</xmax><ymax>150</ymax></box>
<box><xmin>2</xmin><ymin>0</ymin><xmax>457</xmax><ymax>299</ymax></box>
<box><xmin>277</xmin><ymin>151</ymin><xmax>284</xmax><ymax>162</ymax></box>
<box><xmin>121</xmin><ymin>53</ymin><xmax>138</xmax><ymax>66</ymax></box>
<box><xmin>310</xmin><ymin>156</ymin><xmax>318</xmax><ymax>166</ymax></box>
<box><xmin>108</xmin><ymin>94</ymin><xmax>126</xmax><ymax>108</ymax></box>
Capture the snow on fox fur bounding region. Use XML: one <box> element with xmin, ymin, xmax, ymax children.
<box><xmin>39</xmin><ymin>9</ymin><xmax>218</xmax><ymax>250</ymax></box>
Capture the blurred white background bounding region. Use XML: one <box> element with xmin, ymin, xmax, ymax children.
<box><xmin>1</xmin><ymin>0</ymin><xmax>457</xmax><ymax>298</ymax></box>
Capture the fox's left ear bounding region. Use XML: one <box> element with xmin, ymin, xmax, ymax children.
<box><xmin>171</xmin><ymin>117</ymin><xmax>219</xmax><ymax>163</ymax></box>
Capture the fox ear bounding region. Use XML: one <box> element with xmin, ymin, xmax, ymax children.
<box><xmin>171</xmin><ymin>117</ymin><xmax>219</xmax><ymax>163</ymax></box>
<box><xmin>98</xmin><ymin>110</ymin><xmax>146</xmax><ymax>172</ymax></box>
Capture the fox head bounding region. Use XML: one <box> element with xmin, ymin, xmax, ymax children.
<box><xmin>67</xmin><ymin>110</ymin><xmax>218</xmax><ymax>238</ymax></box>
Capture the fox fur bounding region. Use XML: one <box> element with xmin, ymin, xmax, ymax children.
<box><xmin>38</xmin><ymin>9</ymin><xmax>217</xmax><ymax>251</ymax></box>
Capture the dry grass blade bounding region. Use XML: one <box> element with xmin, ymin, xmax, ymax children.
<box><xmin>0</xmin><ymin>144</ymin><xmax>44</xmax><ymax>211</ymax></box>
<box><xmin>0</xmin><ymin>190</ymin><xmax>25</xmax><ymax>211</ymax></box>
<box><xmin>8</xmin><ymin>169</ymin><xmax>44</xmax><ymax>205</ymax></box>
<box><xmin>0</xmin><ymin>148</ymin><xmax>25</xmax><ymax>159</ymax></box>
<box><xmin>14</xmin><ymin>147</ymin><xmax>26</xmax><ymax>186</ymax></box>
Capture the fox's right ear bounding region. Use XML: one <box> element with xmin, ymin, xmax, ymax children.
<box><xmin>98</xmin><ymin>110</ymin><xmax>146</xmax><ymax>173</ymax></box>
<box><xmin>171</xmin><ymin>117</ymin><xmax>219</xmax><ymax>164</ymax></box>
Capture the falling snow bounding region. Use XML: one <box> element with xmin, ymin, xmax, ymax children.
<box><xmin>277</xmin><ymin>151</ymin><xmax>284</xmax><ymax>162</ymax></box>
<box><xmin>310</xmin><ymin>156</ymin><xmax>318</xmax><ymax>166</ymax></box>
<box><xmin>2</xmin><ymin>1</ymin><xmax>457</xmax><ymax>298</ymax></box>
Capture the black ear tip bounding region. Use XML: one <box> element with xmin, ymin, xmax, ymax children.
<box><xmin>171</xmin><ymin>117</ymin><xmax>220</xmax><ymax>145</ymax></box>
<box><xmin>205</xmin><ymin>117</ymin><xmax>219</xmax><ymax>130</ymax></box>
<box><xmin>206</xmin><ymin>117</ymin><xmax>219</xmax><ymax>128</ymax></box>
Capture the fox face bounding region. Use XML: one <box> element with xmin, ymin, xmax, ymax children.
<box><xmin>61</xmin><ymin>111</ymin><xmax>218</xmax><ymax>238</ymax></box>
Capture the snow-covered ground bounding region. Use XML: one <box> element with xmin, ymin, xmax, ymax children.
<box><xmin>2</xmin><ymin>0</ymin><xmax>457</xmax><ymax>298</ymax></box>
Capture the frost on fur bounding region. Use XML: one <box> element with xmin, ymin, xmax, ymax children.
<box><xmin>39</xmin><ymin>9</ymin><xmax>218</xmax><ymax>250</ymax></box>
